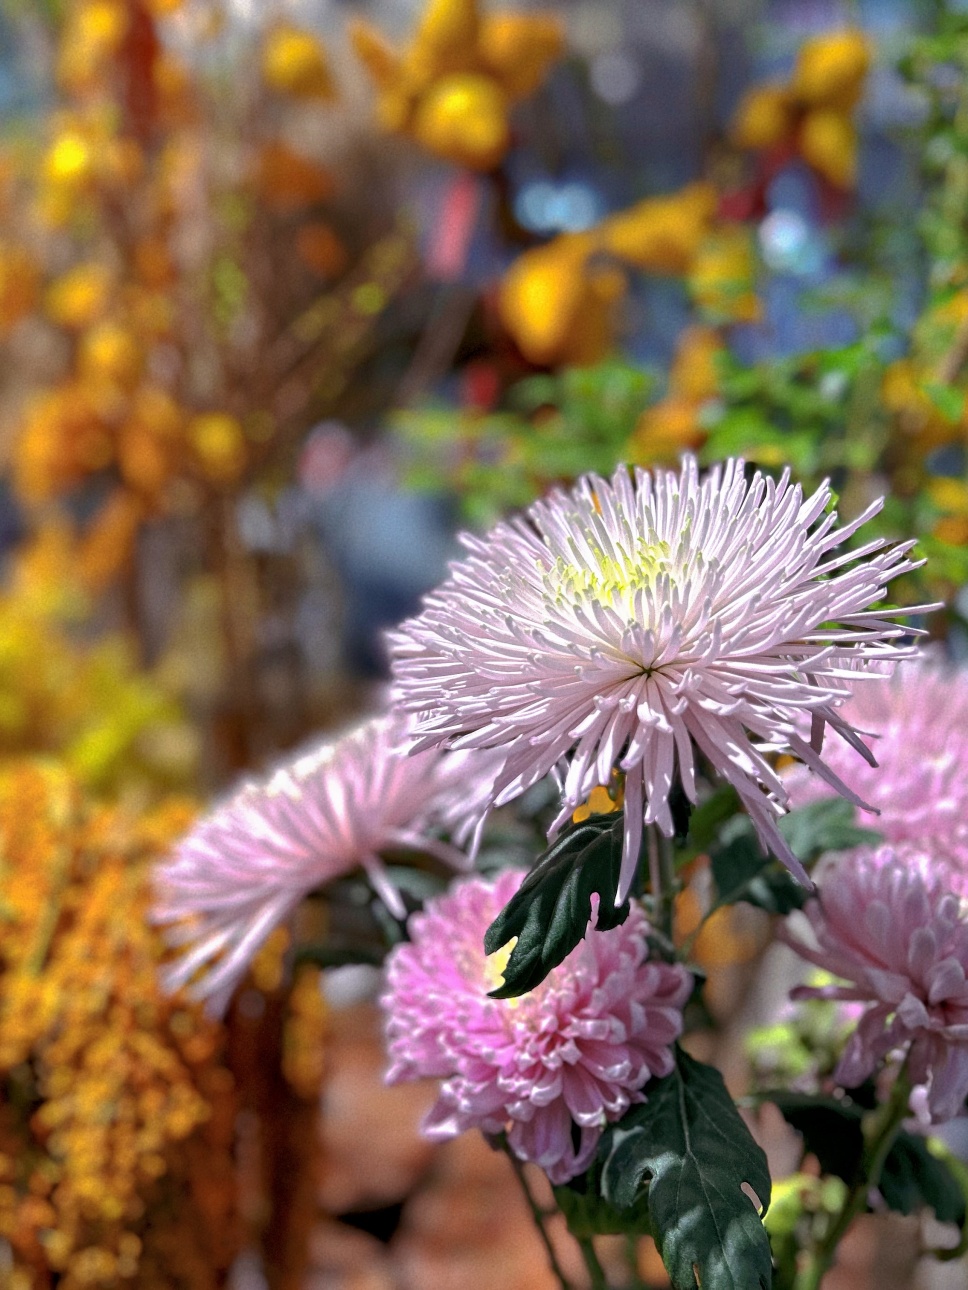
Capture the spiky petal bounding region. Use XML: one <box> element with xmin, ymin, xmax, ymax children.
<box><xmin>154</xmin><ymin>713</ymin><xmax>500</xmax><ymax>1014</ymax></box>
<box><xmin>390</xmin><ymin>457</ymin><xmax>929</xmax><ymax>900</ymax></box>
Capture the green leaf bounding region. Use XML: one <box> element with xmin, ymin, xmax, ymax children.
<box><xmin>880</xmin><ymin>1134</ymin><xmax>967</xmax><ymax>1227</ymax></box>
<box><xmin>482</xmin><ymin>814</ymin><xmax>630</xmax><ymax>998</ymax></box>
<box><xmin>709</xmin><ymin>823</ymin><xmax>806</xmax><ymax>916</ymax></box>
<box><xmin>762</xmin><ymin>1090</ymin><xmax>967</xmax><ymax>1230</ymax></box>
<box><xmin>681</xmin><ymin>785</ymin><xmax>741</xmax><ymax>859</ymax></box>
<box><xmin>600</xmin><ymin>1049</ymin><xmax>773</xmax><ymax>1290</ymax></box>
<box><xmin>758</xmin><ymin>1090</ymin><xmax>864</xmax><ymax>1183</ymax></box>
<box><xmin>777</xmin><ymin>799</ymin><xmax>880</xmax><ymax>864</ymax></box>
<box><xmin>709</xmin><ymin>800</ymin><xmax>880</xmax><ymax>918</ymax></box>
<box><xmin>553</xmin><ymin>1178</ymin><xmax>653</xmax><ymax>1239</ymax></box>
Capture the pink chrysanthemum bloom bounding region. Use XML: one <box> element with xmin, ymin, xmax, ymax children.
<box><xmin>390</xmin><ymin>457</ymin><xmax>928</xmax><ymax>901</ymax></box>
<box><xmin>786</xmin><ymin>657</ymin><xmax>968</xmax><ymax>884</ymax></box>
<box><xmin>382</xmin><ymin>869</ymin><xmax>693</xmax><ymax>1184</ymax></box>
<box><xmin>154</xmin><ymin>713</ymin><xmax>499</xmax><ymax>1015</ymax></box>
<box><xmin>783</xmin><ymin>845</ymin><xmax>968</xmax><ymax>1122</ymax></box>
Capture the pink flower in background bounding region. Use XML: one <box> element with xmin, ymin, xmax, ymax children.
<box><xmin>390</xmin><ymin>457</ymin><xmax>929</xmax><ymax>903</ymax></box>
<box><xmin>382</xmin><ymin>869</ymin><xmax>692</xmax><ymax>1184</ymax></box>
<box><xmin>786</xmin><ymin>657</ymin><xmax>968</xmax><ymax>886</ymax></box>
<box><xmin>154</xmin><ymin>713</ymin><xmax>500</xmax><ymax>1015</ymax></box>
<box><xmin>784</xmin><ymin>845</ymin><xmax>968</xmax><ymax>1122</ymax></box>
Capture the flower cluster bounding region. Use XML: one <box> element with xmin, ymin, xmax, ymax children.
<box><xmin>382</xmin><ymin>870</ymin><xmax>692</xmax><ymax>1183</ymax></box>
<box><xmin>351</xmin><ymin>0</ymin><xmax>564</xmax><ymax>171</ymax></box>
<box><xmin>154</xmin><ymin>712</ymin><xmax>500</xmax><ymax>1014</ymax></box>
<box><xmin>784</xmin><ymin>845</ymin><xmax>968</xmax><ymax>1123</ymax></box>
<box><xmin>497</xmin><ymin>182</ymin><xmax>759</xmax><ymax>368</ymax></box>
<box><xmin>0</xmin><ymin>762</ymin><xmax>239</xmax><ymax>1287</ymax></box>
<box><xmin>730</xmin><ymin>28</ymin><xmax>870</xmax><ymax>189</ymax></box>
<box><xmin>390</xmin><ymin>456</ymin><xmax>926</xmax><ymax>903</ymax></box>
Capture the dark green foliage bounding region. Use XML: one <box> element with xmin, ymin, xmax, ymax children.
<box><xmin>600</xmin><ymin>1049</ymin><xmax>773</xmax><ymax>1290</ymax></box>
<box><xmin>709</xmin><ymin>799</ymin><xmax>879</xmax><ymax>917</ymax></box>
<box><xmin>762</xmin><ymin>1089</ymin><xmax>967</xmax><ymax>1227</ymax></box>
<box><xmin>483</xmin><ymin>813</ymin><xmax>629</xmax><ymax>998</ymax></box>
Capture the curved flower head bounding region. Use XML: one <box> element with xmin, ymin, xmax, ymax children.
<box><xmin>154</xmin><ymin>713</ymin><xmax>499</xmax><ymax>1015</ymax></box>
<box><xmin>786</xmin><ymin>657</ymin><xmax>968</xmax><ymax>886</ymax></box>
<box><xmin>784</xmin><ymin>845</ymin><xmax>968</xmax><ymax>1122</ymax></box>
<box><xmin>382</xmin><ymin>870</ymin><xmax>692</xmax><ymax>1183</ymax></box>
<box><xmin>390</xmin><ymin>457</ymin><xmax>927</xmax><ymax>902</ymax></box>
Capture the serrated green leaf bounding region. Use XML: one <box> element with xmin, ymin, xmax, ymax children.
<box><xmin>482</xmin><ymin>814</ymin><xmax>630</xmax><ymax>998</ymax></box>
<box><xmin>600</xmin><ymin>1050</ymin><xmax>773</xmax><ymax>1290</ymax></box>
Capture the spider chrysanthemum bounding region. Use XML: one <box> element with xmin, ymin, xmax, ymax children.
<box><xmin>390</xmin><ymin>457</ymin><xmax>928</xmax><ymax>900</ymax></box>
<box><xmin>153</xmin><ymin>713</ymin><xmax>499</xmax><ymax>1014</ymax></box>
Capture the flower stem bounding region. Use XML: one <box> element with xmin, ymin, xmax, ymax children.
<box><xmin>646</xmin><ymin>827</ymin><xmax>677</xmax><ymax>946</ymax></box>
<box><xmin>505</xmin><ymin>1149</ymin><xmax>577</xmax><ymax>1290</ymax></box>
<box><xmin>793</xmin><ymin>1068</ymin><xmax>912</xmax><ymax>1290</ymax></box>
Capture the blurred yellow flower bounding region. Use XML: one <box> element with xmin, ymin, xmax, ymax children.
<box><xmin>353</xmin><ymin>0</ymin><xmax>563</xmax><ymax>169</ymax></box>
<box><xmin>79</xmin><ymin>320</ymin><xmax>144</xmax><ymax>388</ymax></box>
<box><xmin>599</xmin><ymin>182</ymin><xmax>718</xmax><ymax>275</ymax></box>
<box><xmin>791</xmin><ymin>28</ymin><xmax>871</xmax><ymax>112</ymax></box>
<box><xmin>477</xmin><ymin>12</ymin><xmax>565</xmax><ymax>99</ymax></box>
<box><xmin>688</xmin><ymin>226</ymin><xmax>761</xmax><ymax>323</ymax></box>
<box><xmin>414</xmin><ymin>72</ymin><xmax>510</xmax><ymax>171</ymax></box>
<box><xmin>261</xmin><ymin>23</ymin><xmax>336</xmax><ymax>100</ymax></box>
<box><xmin>57</xmin><ymin>0</ymin><xmax>129</xmax><ymax>93</ymax></box>
<box><xmin>499</xmin><ymin>234</ymin><xmax>626</xmax><ymax>367</ymax></box>
<box><xmin>44</xmin><ymin>130</ymin><xmax>94</xmax><ymax>188</ymax></box>
<box><xmin>729</xmin><ymin>83</ymin><xmax>794</xmax><ymax>151</ymax></box>
<box><xmin>45</xmin><ymin>262</ymin><xmax>112</xmax><ymax>328</ymax></box>
<box><xmin>799</xmin><ymin>108</ymin><xmax>857</xmax><ymax>189</ymax></box>
<box><xmin>0</xmin><ymin>763</ymin><xmax>238</xmax><ymax>1285</ymax></box>
<box><xmin>882</xmin><ymin>357</ymin><xmax>963</xmax><ymax>451</ymax></box>
<box><xmin>630</xmin><ymin>326</ymin><xmax>723</xmax><ymax>462</ymax></box>
<box><xmin>189</xmin><ymin>411</ymin><xmax>248</xmax><ymax>483</ymax></box>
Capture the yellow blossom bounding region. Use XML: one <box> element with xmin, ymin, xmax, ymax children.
<box><xmin>729</xmin><ymin>82</ymin><xmax>794</xmax><ymax>150</ymax></box>
<box><xmin>798</xmin><ymin>108</ymin><xmax>857</xmax><ymax>188</ymax></box>
<box><xmin>599</xmin><ymin>182</ymin><xmax>718</xmax><ymax>275</ymax></box>
<box><xmin>261</xmin><ymin>24</ymin><xmax>335</xmax><ymax>100</ymax></box>
<box><xmin>45</xmin><ymin>262</ymin><xmax>112</xmax><ymax>329</ymax></box>
<box><xmin>499</xmin><ymin>234</ymin><xmax>626</xmax><ymax>367</ymax></box>
<box><xmin>791</xmin><ymin>28</ymin><xmax>871</xmax><ymax>112</ymax></box>
<box><xmin>478</xmin><ymin>12</ymin><xmax>565</xmax><ymax>99</ymax></box>
<box><xmin>188</xmin><ymin>411</ymin><xmax>248</xmax><ymax>483</ymax></box>
<box><xmin>688</xmin><ymin>226</ymin><xmax>761</xmax><ymax>323</ymax></box>
<box><xmin>0</xmin><ymin>765</ymin><xmax>239</xmax><ymax>1284</ymax></box>
<box><xmin>413</xmin><ymin>72</ymin><xmax>510</xmax><ymax>170</ymax></box>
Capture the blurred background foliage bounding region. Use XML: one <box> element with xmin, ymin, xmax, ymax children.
<box><xmin>1</xmin><ymin>0</ymin><xmax>968</xmax><ymax>1286</ymax></box>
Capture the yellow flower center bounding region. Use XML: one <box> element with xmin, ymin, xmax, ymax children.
<box><xmin>548</xmin><ymin>537</ymin><xmax>670</xmax><ymax>611</ymax></box>
<box><xmin>483</xmin><ymin>937</ymin><xmax>517</xmax><ymax>994</ymax></box>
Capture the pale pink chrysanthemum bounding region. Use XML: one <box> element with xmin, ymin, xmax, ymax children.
<box><xmin>785</xmin><ymin>657</ymin><xmax>968</xmax><ymax>885</ymax></box>
<box><xmin>389</xmin><ymin>457</ymin><xmax>929</xmax><ymax>902</ymax></box>
<box><xmin>382</xmin><ymin>869</ymin><xmax>693</xmax><ymax>1184</ymax></box>
<box><xmin>783</xmin><ymin>845</ymin><xmax>968</xmax><ymax>1122</ymax></box>
<box><xmin>154</xmin><ymin>713</ymin><xmax>501</xmax><ymax>1015</ymax></box>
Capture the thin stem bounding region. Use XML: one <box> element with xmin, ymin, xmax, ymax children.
<box><xmin>793</xmin><ymin>1067</ymin><xmax>912</xmax><ymax>1290</ymax></box>
<box><xmin>506</xmin><ymin>1150</ymin><xmax>577</xmax><ymax>1290</ymax></box>
<box><xmin>577</xmin><ymin>1234</ymin><xmax>609</xmax><ymax>1289</ymax></box>
<box><xmin>647</xmin><ymin>826</ymin><xmax>678</xmax><ymax>948</ymax></box>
